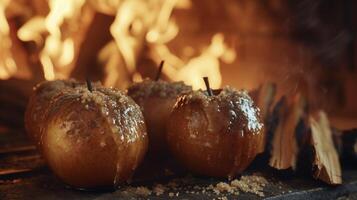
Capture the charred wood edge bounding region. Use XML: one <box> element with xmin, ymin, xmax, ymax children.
<box><xmin>254</xmin><ymin>83</ymin><xmax>277</xmax><ymax>153</ymax></box>
<box><xmin>251</xmin><ymin>84</ymin><xmax>347</xmax><ymax>185</ymax></box>
<box><xmin>265</xmin><ymin>94</ymin><xmax>343</xmax><ymax>185</ymax></box>
<box><xmin>295</xmin><ymin>118</ymin><xmax>314</xmax><ymax>176</ymax></box>
<box><xmin>251</xmin><ymin>86</ymin><xmax>285</xmax><ymax>166</ymax></box>
<box><xmin>268</xmin><ymin>94</ymin><xmax>304</xmax><ymax>170</ymax></box>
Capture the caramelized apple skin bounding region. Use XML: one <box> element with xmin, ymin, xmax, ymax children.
<box><xmin>25</xmin><ymin>80</ymin><xmax>77</xmax><ymax>146</ymax></box>
<box><xmin>127</xmin><ymin>80</ymin><xmax>192</xmax><ymax>157</ymax></box>
<box><xmin>138</xmin><ymin>96</ymin><xmax>177</xmax><ymax>155</ymax></box>
<box><xmin>167</xmin><ymin>88</ymin><xmax>263</xmax><ymax>178</ymax></box>
<box><xmin>42</xmin><ymin>87</ymin><xmax>148</xmax><ymax>189</ymax></box>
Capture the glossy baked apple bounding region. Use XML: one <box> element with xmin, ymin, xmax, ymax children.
<box><xmin>41</xmin><ymin>84</ymin><xmax>148</xmax><ymax>189</ymax></box>
<box><xmin>167</xmin><ymin>86</ymin><xmax>264</xmax><ymax>178</ymax></box>
<box><xmin>25</xmin><ymin>79</ymin><xmax>78</xmax><ymax>146</ymax></box>
<box><xmin>127</xmin><ymin>79</ymin><xmax>191</xmax><ymax>156</ymax></box>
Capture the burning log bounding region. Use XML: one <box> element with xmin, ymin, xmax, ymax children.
<box><xmin>308</xmin><ymin>111</ymin><xmax>342</xmax><ymax>185</ymax></box>
<box><xmin>269</xmin><ymin>93</ymin><xmax>305</xmax><ymax>170</ymax></box>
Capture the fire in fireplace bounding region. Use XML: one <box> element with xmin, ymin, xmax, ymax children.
<box><xmin>1</xmin><ymin>0</ymin><xmax>357</xmax><ymax>198</ymax></box>
<box><xmin>1</xmin><ymin>0</ymin><xmax>356</xmax><ymax>130</ymax></box>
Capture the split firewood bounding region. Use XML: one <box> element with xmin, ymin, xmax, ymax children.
<box><xmin>269</xmin><ymin>93</ymin><xmax>305</xmax><ymax>170</ymax></box>
<box><xmin>250</xmin><ymin>83</ymin><xmax>277</xmax><ymax>120</ymax></box>
<box><xmin>250</xmin><ymin>83</ymin><xmax>277</xmax><ymax>153</ymax></box>
<box><xmin>309</xmin><ymin>111</ymin><xmax>342</xmax><ymax>185</ymax></box>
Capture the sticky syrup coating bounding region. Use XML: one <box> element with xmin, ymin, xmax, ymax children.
<box><xmin>25</xmin><ymin>79</ymin><xmax>80</xmax><ymax>146</ymax></box>
<box><xmin>167</xmin><ymin>87</ymin><xmax>264</xmax><ymax>178</ymax></box>
<box><xmin>127</xmin><ymin>79</ymin><xmax>192</xmax><ymax>156</ymax></box>
<box><xmin>42</xmin><ymin>85</ymin><xmax>148</xmax><ymax>189</ymax></box>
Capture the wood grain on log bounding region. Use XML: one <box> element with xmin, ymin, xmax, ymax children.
<box><xmin>269</xmin><ymin>93</ymin><xmax>304</xmax><ymax>170</ymax></box>
<box><xmin>309</xmin><ymin>111</ymin><xmax>342</xmax><ymax>185</ymax></box>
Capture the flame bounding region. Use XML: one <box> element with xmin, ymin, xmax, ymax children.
<box><xmin>148</xmin><ymin>32</ymin><xmax>236</xmax><ymax>89</ymax></box>
<box><xmin>17</xmin><ymin>0</ymin><xmax>91</xmax><ymax>80</ymax></box>
<box><xmin>0</xmin><ymin>0</ymin><xmax>17</xmax><ymax>80</ymax></box>
<box><xmin>99</xmin><ymin>0</ymin><xmax>182</xmax><ymax>88</ymax></box>
<box><xmin>1</xmin><ymin>0</ymin><xmax>236</xmax><ymax>90</ymax></box>
<box><xmin>17</xmin><ymin>17</ymin><xmax>46</xmax><ymax>45</ymax></box>
<box><xmin>102</xmin><ymin>0</ymin><xmax>235</xmax><ymax>89</ymax></box>
<box><xmin>175</xmin><ymin>33</ymin><xmax>235</xmax><ymax>89</ymax></box>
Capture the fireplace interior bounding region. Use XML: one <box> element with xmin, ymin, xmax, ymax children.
<box><xmin>1</xmin><ymin>0</ymin><xmax>357</xmax><ymax>199</ymax></box>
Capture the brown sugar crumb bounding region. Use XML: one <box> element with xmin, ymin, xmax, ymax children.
<box><xmin>230</xmin><ymin>175</ymin><xmax>268</xmax><ymax>197</ymax></box>
<box><xmin>134</xmin><ymin>186</ymin><xmax>152</xmax><ymax>196</ymax></box>
<box><xmin>214</xmin><ymin>182</ymin><xmax>235</xmax><ymax>194</ymax></box>
<box><xmin>127</xmin><ymin>79</ymin><xmax>192</xmax><ymax>100</ymax></box>
<box><xmin>118</xmin><ymin>174</ymin><xmax>266</xmax><ymax>198</ymax></box>
<box><xmin>210</xmin><ymin>175</ymin><xmax>267</xmax><ymax>197</ymax></box>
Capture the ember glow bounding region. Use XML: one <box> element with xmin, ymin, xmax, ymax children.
<box><xmin>0</xmin><ymin>0</ymin><xmax>235</xmax><ymax>90</ymax></box>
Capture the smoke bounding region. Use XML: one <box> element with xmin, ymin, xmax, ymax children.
<box><xmin>286</xmin><ymin>0</ymin><xmax>354</xmax><ymax>69</ymax></box>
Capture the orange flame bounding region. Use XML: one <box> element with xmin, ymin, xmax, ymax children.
<box><xmin>1</xmin><ymin>0</ymin><xmax>236</xmax><ymax>90</ymax></box>
<box><xmin>17</xmin><ymin>0</ymin><xmax>91</xmax><ymax>80</ymax></box>
<box><xmin>0</xmin><ymin>0</ymin><xmax>17</xmax><ymax>80</ymax></box>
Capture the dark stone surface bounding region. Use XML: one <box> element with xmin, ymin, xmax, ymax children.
<box><xmin>1</xmin><ymin>129</ymin><xmax>357</xmax><ymax>200</ymax></box>
<box><xmin>1</xmin><ymin>168</ymin><xmax>357</xmax><ymax>200</ymax></box>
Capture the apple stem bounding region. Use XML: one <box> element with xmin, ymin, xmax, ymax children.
<box><xmin>155</xmin><ymin>60</ymin><xmax>165</xmax><ymax>81</ymax></box>
<box><xmin>86</xmin><ymin>78</ymin><xmax>93</xmax><ymax>92</ymax></box>
<box><xmin>203</xmin><ymin>77</ymin><xmax>213</xmax><ymax>96</ymax></box>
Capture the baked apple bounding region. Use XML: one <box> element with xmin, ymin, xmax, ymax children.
<box><xmin>167</xmin><ymin>83</ymin><xmax>263</xmax><ymax>178</ymax></box>
<box><xmin>127</xmin><ymin>79</ymin><xmax>191</xmax><ymax>156</ymax></box>
<box><xmin>41</xmin><ymin>84</ymin><xmax>148</xmax><ymax>189</ymax></box>
<box><xmin>25</xmin><ymin>79</ymin><xmax>78</xmax><ymax>146</ymax></box>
